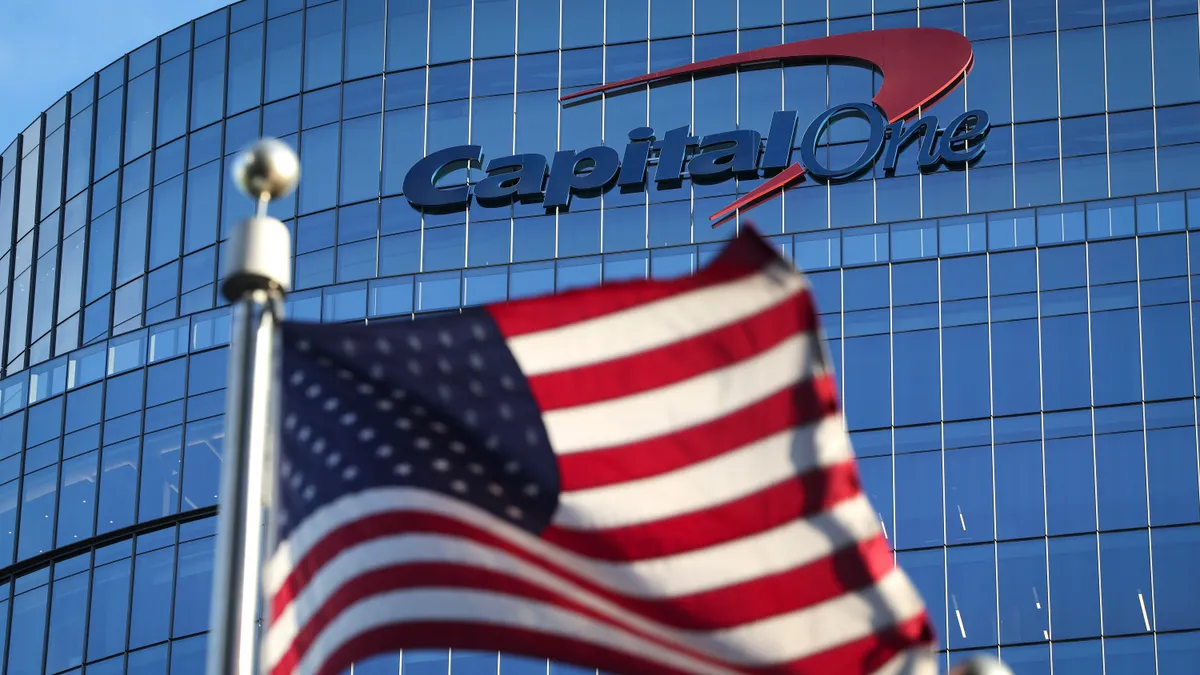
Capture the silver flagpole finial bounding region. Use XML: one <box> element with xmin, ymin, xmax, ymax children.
<box><xmin>234</xmin><ymin>137</ymin><xmax>301</xmax><ymax>210</ymax></box>
<box><xmin>222</xmin><ymin>138</ymin><xmax>299</xmax><ymax>301</ymax></box>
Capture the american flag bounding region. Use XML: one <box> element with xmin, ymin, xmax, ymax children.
<box><xmin>262</xmin><ymin>229</ymin><xmax>937</xmax><ymax>675</ymax></box>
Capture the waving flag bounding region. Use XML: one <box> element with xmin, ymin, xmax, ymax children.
<box><xmin>263</xmin><ymin>229</ymin><xmax>937</xmax><ymax>675</ymax></box>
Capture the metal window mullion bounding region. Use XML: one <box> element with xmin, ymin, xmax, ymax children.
<box><xmin>960</xmin><ymin>0</ymin><xmax>970</xmax><ymax>218</ymax></box>
<box><xmin>74</xmin><ymin>547</ymin><xmax>97</xmax><ymax>673</ymax></box>
<box><xmin>0</xmin><ymin>152</ymin><xmax>13</xmax><ymax>378</ymax></box>
<box><xmin>214</xmin><ymin>11</ymin><xmax>234</xmax><ymax>259</ymax></box>
<box><xmin>0</xmin><ymin>575</ymin><xmax>11</xmax><ymax>674</ymax></box>
<box><xmin>6</xmin><ymin>135</ymin><xmax>27</xmax><ymax>576</ymax></box>
<box><xmin>1148</xmin><ymin>10</ymin><xmax>1160</xmax><ymax>195</ymax></box>
<box><xmin>597</xmin><ymin>0</ymin><xmax>607</xmax><ymax>266</ymax></box>
<box><xmin>417</xmin><ymin>0</ymin><xmax>432</xmax><ymax>285</ymax></box>
<box><xmin>984</xmin><ymin>249</ymin><xmax>1001</xmax><ymax>662</ymax></box>
<box><xmin>1007</xmin><ymin>0</ymin><xmax>1017</xmax><ymax>210</ymax></box>
<box><xmin>23</xmin><ymin>118</ymin><xmax>47</xmax><ymax>369</ymax></box>
<box><xmin>1185</xmin><ymin>210</ymin><xmax>1200</xmax><ymax>648</ymax></box>
<box><xmin>934</xmin><ymin>251</ymin><xmax>948</xmax><ymax>667</ymax></box>
<box><xmin>552</xmin><ymin>0</ymin><xmax>563</xmax><ymax>264</ymax></box>
<box><xmin>1132</xmin><ymin>235</ymin><xmax>1162</xmax><ymax>674</ymax></box>
<box><xmin>507</xmin><ymin>0</ymin><xmax>518</xmax><ymax>271</ymax></box>
<box><xmin>162</xmin><ymin>529</ymin><xmax>183</xmax><ymax>674</ymax></box>
<box><xmin>41</xmin><ymin>117</ymin><xmax>71</xmax><ymax>364</ymax></box>
<box><xmin>141</xmin><ymin>40</ymin><xmax>166</xmax><ymax>321</ymax></box>
<box><xmin>1081</xmin><ymin>238</ymin><xmax>1107</xmax><ymax>674</ymax></box>
<box><xmin>163</xmin><ymin>524</ymin><xmax>186</xmax><ymax>672</ymax></box>
<box><xmin>172</xmin><ymin>33</ymin><xmax>199</xmax><ymax>334</ymax></box>
<box><xmin>1034</xmin><ymin>242</ymin><xmax>1054</xmax><ymax>666</ymax></box>
<box><xmin>1054</xmin><ymin>0</ymin><xmax>1064</xmax><ymax>206</ymax></box>
<box><xmin>689</xmin><ymin>0</ymin><xmax>696</xmax><ymax>245</ymax></box>
<box><xmin>1101</xmin><ymin>0</ymin><xmax>1112</xmax><ymax>199</ymax></box>
<box><xmin>464</xmin><ymin>0</ymin><xmax>477</xmax><ymax>274</ymax></box>
<box><xmin>330</xmin><ymin>0</ymin><xmax>351</xmax><ymax>272</ymax></box>
<box><xmin>103</xmin><ymin>55</ymin><xmax>132</xmax><ymax>344</ymax></box>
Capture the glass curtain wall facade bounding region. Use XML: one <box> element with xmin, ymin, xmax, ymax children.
<box><xmin>1</xmin><ymin>0</ymin><xmax>1200</xmax><ymax>673</ymax></box>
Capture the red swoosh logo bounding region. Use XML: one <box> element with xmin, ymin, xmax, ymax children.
<box><xmin>560</xmin><ymin>28</ymin><xmax>975</xmax><ymax>227</ymax></box>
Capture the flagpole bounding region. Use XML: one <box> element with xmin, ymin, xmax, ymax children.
<box><xmin>207</xmin><ymin>139</ymin><xmax>299</xmax><ymax>675</ymax></box>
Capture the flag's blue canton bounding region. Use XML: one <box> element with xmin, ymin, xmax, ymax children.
<box><xmin>277</xmin><ymin>310</ymin><xmax>561</xmax><ymax>542</ymax></box>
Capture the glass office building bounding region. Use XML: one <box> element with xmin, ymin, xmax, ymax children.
<box><xmin>2</xmin><ymin>0</ymin><xmax>1200</xmax><ymax>672</ymax></box>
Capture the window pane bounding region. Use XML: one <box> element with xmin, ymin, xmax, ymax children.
<box><xmin>56</xmin><ymin>450</ymin><xmax>97</xmax><ymax>546</ymax></box>
<box><xmin>192</xmin><ymin>39</ymin><xmax>227</xmax><ymax>130</ymax></box>
<box><xmin>948</xmin><ymin>543</ymin><xmax>998</xmax><ymax>649</ymax></box>
<box><xmin>385</xmin><ymin>0</ymin><xmax>427</xmax><ymax>70</ymax></box>
<box><xmin>1045</xmin><ymin>436</ymin><xmax>1096</xmax><ymax>535</ymax></box>
<box><xmin>403</xmin><ymin>650</ymin><xmax>450</xmax><ymax>675</ymax></box>
<box><xmin>895</xmin><ymin>451</ymin><xmax>942</xmax><ymax>549</ymax></box>
<box><xmin>117</xmin><ymin>192</ymin><xmax>149</xmax><ymax>285</ymax></box>
<box><xmin>1099</xmin><ymin>530</ymin><xmax>1155</xmax><ymax>636</ymax></box>
<box><xmin>18</xmin><ymin>465</ymin><xmax>58</xmax><ymax>559</ymax></box>
<box><xmin>266</xmin><ymin>13</ymin><xmax>303</xmax><ymax>101</ymax></box>
<box><xmin>139</xmin><ymin>427</ymin><xmax>182</xmax><ymax>522</ymax></box>
<box><xmin>1049</xmin><ymin>535</ymin><xmax>1101</xmax><ymax>640</ymax></box>
<box><xmin>341</xmin><ymin>114</ymin><xmax>381</xmax><ymax>204</ymax></box>
<box><xmin>1147</xmin><ymin>426</ymin><xmax>1200</xmax><ymax>526</ymax></box>
<box><xmin>946</xmin><ymin>445</ymin><xmax>994</xmax><ymax>544</ymax></box>
<box><xmin>183</xmin><ymin>416</ymin><xmax>225</xmax><ymax>510</ymax></box>
<box><xmin>229</xmin><ymin>26</ymin><xmax>265</xmax><ymax>115</ymax></box>
<box><xmin>158</xmin><ymin>55</ymin><xmax>190</xmax><ymax>144</ymax></box>
<box><xmin>173</xmin><ymin>537</ymin><xmax>216</xmax><ymax>636</ymax></box>
<box><xmin>169</xmin><ymin>634</ymin><xmax>209</xmax><ymax>675</ymax></box>
<box><xmin>85</xmin><ymin>211</ymin><xmax>115</xmax><ymax>302</ymax></box>
<box><xmin>345</xmin><ymin>0</ymin><xmax>385</xmax><ymax>79</ymax></box>
<box><xmin>995</xmin><ymin>441</ymin><xmax>1045</xmax><ymax>539</ymax></box>
<box><xmin>0</xmin><ymin>481</ymin><xmax>18</xmax><ymax>566</ymax></box>
<box><xmin>305</xmin><ymin>2</ymin><xmax>344</xmax><ymax>90</ymax></box>
<box><xmin>1152</xmin><ymin>526</ymin><xmax>1200</xmax><ymax>631</ymax></box>
<box><xmin>46</xmin><ymin>571</ymin><xmax>88</xmax><ymax>673</ymax></box>
<box><xmin>129</xmin><ymin>546</ymin><xmax>176</xmax><ymax>649</ymax></box>
<box><xmin>128</xmin><ymin>643</ymin><xmax>169</xmax><ymax>675</ymax></box>
<box><xmin>1096</xmin><ymin>431</ymin><xmax>1148</xmax><ymax>530</ymax></box>
<box><xmin>87</xmin><ymin>559</ymin><xmax>132</xmax><ymax>661</ymax></box>
<box><xmin>300</xmin><ymin>124</ymin><xmax>339</xmax><ymax>214</ymax></box>
<box><xmin>97</xmin><ymin>439</ymin><xmax>139</xmax><ymax>534</ymax></box>
<box><xmin>998</xmin><ymin>540</ymin><xmax>1049</xmax><ymax>645</ymax></box>
<box><xmin>8</xmin><ymin>586</ymin><xmax>48</xmax><ymax>675</ymax></box>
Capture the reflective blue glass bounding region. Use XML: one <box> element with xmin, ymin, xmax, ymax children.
<box><xmin>87</xmin><ymin>558</ymin><xmax>132</xmax><ymax>661</ymax></box>
<box><xmin>2</xmin><ymin>0</ymin><xmax>1200</xmax><ymax>670</ymax></box>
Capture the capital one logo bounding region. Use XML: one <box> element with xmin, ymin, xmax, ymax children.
<box><xmin>404</xmin><ymin>27</ymin><xmax>989</xmax><ymax>226</ymax></box>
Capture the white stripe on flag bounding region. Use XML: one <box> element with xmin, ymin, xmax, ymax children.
<box><xmin>266</xmin><ymin>532</ymin><xmax>926</xmax><ymax>671</ymax></box>
<box><xmin>506</xmin><ymin>260</ymin><xmax>806</xmax><ymax>377</ymax></box>
<box><xmin>552</xmin><ymin>416</ymin><xmax>853</xmax><ymax>530</ymax></box>
<box><xmin>264</xmin><ymin>488</ymin><xmax>881</xmax><ymax>600</ymax></box>
<box><xmin>289</xmin><ymin>589</ymin><xmax>745</xmax><ymax>675</ymax></box>
<box><xmin>541</xmin><ymin>332</ymin><xmax>825</xmax><ymax>455</ymax></box>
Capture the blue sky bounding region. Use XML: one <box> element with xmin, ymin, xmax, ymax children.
<box><xmin>0</xmin><ymin>0</ymin><xmax>231</xmax><ymax>145</ymax></box>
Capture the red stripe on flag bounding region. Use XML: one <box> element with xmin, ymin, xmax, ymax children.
<box><xmin>487</xmin><ymin>231</ymin><xmax>783</xmax><ymax>338</ymax></box>
<box><xmin>556</xmin><ymin>375</ymin><xmax>841</xmax><ymax>491</ymax></box>
<box><xmin>544</xmin><ymin>460</ymin><xmax>863</xmax><ymax>560</ymax></box>
<box><xmin>275</xmin><ymin>540</ymin><xmax>917</xmax><ymax>675</ymax></box>
<box><xmin>274</xmin><ymin>563</ymin><xmax>727</xmax><ymax>675</ymax></box>
<box><xmin>269</xmin><ymin>508</ymin><xmax>895</xmax><ymax>632</ymax></box>
<box><xmin>527</xmin><ymin>291</ymin><xmax>818</xmax><ymax>411</ymax></box>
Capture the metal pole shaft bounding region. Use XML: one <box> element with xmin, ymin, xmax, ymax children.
<box><xmin>207</xmin><ymin>288</ymin><xmax>280</xmax><ymax>675</ymax></box>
